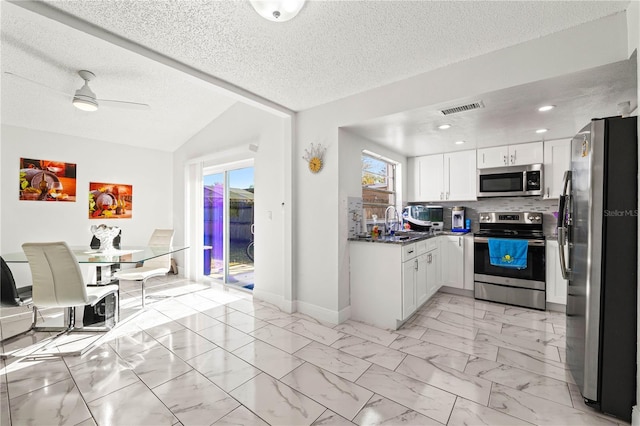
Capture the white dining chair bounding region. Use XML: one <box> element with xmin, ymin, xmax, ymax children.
<box><xmin>114</xmin><ymin>229</ymin><xmax>174</xmax><ymax>307</ymax></box>
<box><xmin>20</xmin><ymin>241</ymin><xmax>120</xmax><ymax>356</ymax></box>
<box><xmin>1</xmin><ymin>256</ymin><xmax>36</xmax><ymax>347</ymax></box>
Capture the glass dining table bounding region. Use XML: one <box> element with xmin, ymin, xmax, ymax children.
<box><xmin>2</xmin><ymin>246</ymin><xmax>189</xmax><ymax>264</ymax></box>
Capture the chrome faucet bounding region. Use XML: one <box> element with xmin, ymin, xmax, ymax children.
<box><xmin>384</xmin><ymin>205</ymin><xmax>400</xmax><ymax>234</ymax></box>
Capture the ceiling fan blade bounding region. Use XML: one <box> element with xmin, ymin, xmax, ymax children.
<box><xmin>99</xmin><ymin>99</ymin><xmax>150</xmax><ymax>110</ymax></box>
<box><xmin>3</xmin><ymin>71</ymin><xmax>70</xmax><ymax>98</ymax></box>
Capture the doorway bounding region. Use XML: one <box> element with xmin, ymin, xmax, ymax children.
<box><xmin>203</xmin><ymin>166</ymin><xmax>254</xmax><ymax>289</ymax></box>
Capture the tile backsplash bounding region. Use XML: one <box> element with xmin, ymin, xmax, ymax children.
<box><xmin>409</xmin><ymin>197</ymin><xmax>560</xmax><ymax>235</ymax></box>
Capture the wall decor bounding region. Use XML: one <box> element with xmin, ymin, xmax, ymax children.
<box><xmin>19</xmin><ymin>157</ymin><xmax>77</xmax><ymax>202</ymax></box>
<box><xmin>89</xmin><ymin>182</ymin><xmax>133</xmax><ymax>219</ymax></box>
<box><xmin>302</xmin><ymin>143</ymin><xmax>326</xmax><ymax>174</ymax></box>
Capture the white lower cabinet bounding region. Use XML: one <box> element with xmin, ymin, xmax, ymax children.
<box><xmin>463</xmin><ymin>235</ymin><xmax>475</xmax><ymax>290</ymax></box>
<box><xmin>402</xmin><ymin>254</ymin><xmax>418</xmax><ymax>320</ymax></box>
<box><xmin>426</xmin><ymin>248</ymin><xmax>440</xmax><ymax>298</ymax></box>
<box><xmin>350</xmin><ymin>238</ymin><xmax>440</xmax><ymax>330</ymax></box>
<box><xmin>441</xmin><ymin>235</ymin><xmax>464</xmax><ymax>288</ymax></box>
<box><xmin>546</xmin><ymin>240</ymin><xmax>567</xmax><ymax>305</ymax></box>
<box><xmin>416</xmin><ymin>253</ymin><xmax>429</xmax><ymax>306</ymax></box>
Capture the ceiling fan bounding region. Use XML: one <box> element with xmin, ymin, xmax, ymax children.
<box><xmin>4</xmin><ymin>69</ymin><xmax>150</xmax><ymax>112</ymax></box>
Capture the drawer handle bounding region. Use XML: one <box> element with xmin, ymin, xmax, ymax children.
<box><xmin>407</xmin><ymin>250</ymin><xmax>414</xmax><ymax>254</ymax></box>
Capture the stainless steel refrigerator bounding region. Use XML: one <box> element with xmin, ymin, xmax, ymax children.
<box><xmin>557</xmin><ymin>115</ymin><xmax>637</xmax><ymax>422</ymax></box>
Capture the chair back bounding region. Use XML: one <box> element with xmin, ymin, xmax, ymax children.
<box><xmin>1</xmin><ymin>256</ymin><xmax>21</xmax><ymax>306</ymax></box>
<box><xmin>90</xmin><ymin>229</ymin><xmax>121</xmax><ymax>249</ymax></box>
<box><xmin>144</xmin><ymin>229</ymin><xmax>175</xmax><ymax>271</ymax></box>
<box><xmin>22</xmin><ymin>242</ymin><xmax>88</xmax><ymax>308</ymax></box>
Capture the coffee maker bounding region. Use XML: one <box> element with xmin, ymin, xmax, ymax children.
<box><xmin>452</xmin><ymin>206</ymin><xmax>465</xmax><ymax>230</ymax></box>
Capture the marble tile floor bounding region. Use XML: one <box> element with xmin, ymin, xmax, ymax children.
<box><xmin>0</xmin><ymin>276</ymin><xmax>630</xmax><ymax>426</ymax></box>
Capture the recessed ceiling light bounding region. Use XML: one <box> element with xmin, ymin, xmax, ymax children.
<box><xmin>538</xmin><ymin>105</ymin><xmax>555</xmax><ymax>112</ymax></box>
<box><xmin>454</xmin><ymin>140</ymin><xmax>465</xmax><ymax>145</ymax></box>
<box><xmin>438</xmin><ymin>124</ymin><xmax>451</xmax><ymax>130</ymax></box>
<box><xmin>536</xmin><ymin>128</ymin><xmax>548</xmax><ymax>134</ymax></box>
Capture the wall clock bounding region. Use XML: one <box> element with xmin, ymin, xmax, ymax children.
<box><xmin>308</xmin><ymin>156</ymin><xmax>323</xmax><ymax>173</ymax></box>
<box><xmin>302</xmin><ymin>143</ymin><xmax>326</xmax><ymax>174</ymax></box>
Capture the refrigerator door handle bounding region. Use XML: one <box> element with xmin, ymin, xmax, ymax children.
<box><xmin>558</xmin><ymin>170</ymin><xmax>572</xmax><ymax>279</ymax></box>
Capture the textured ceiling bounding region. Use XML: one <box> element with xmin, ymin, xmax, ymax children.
<box><xmin>0</xmin><ymin>0</ymin><xmax>634</xmax><ymax>154</ymax></box>
<box><xmin>42</xmin><ymin>0</ymin><xmax>629</xmax><ymax>111</ymax></box>
<box><xmin>1</xmin><ymin>1</ymin><xmax>237</xmax><ymax>151</ymax></box>
<box><xmin>344</xmin><ymin>58</ymin><xmax>638</xmax><ymax>157</ymax></box>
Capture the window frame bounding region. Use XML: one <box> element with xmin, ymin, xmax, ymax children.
<box><xmin>361</xmin><ymin>150</ymin><xmax>398</xmax><ymax>224</ymax></box>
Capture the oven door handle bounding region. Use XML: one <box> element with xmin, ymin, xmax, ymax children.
<box><xmin>473</xmin><ymin>237</ymin><xmax>545</xmax><ymax>247</ymax></box>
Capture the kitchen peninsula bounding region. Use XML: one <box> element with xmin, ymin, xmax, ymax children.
<box><xmin>349</xmin><ymin>232</ymin><xmax>470</xmax><ymax>329</ymax></box>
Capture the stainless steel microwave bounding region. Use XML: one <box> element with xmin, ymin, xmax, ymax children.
<box><xmin>477</xmin><ymin>164</ymin><xmax>543</xmax><ymax>197</ymax></box>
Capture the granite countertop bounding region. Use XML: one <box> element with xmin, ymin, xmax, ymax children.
<box><xmin>348</xmin><ymin>230</ymin><xmax>473</xmax><ymax>245</ymax></box>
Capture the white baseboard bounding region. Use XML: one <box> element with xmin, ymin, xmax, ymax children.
<box><xmin>252</xmin><ymin>289</ymin><xmax>295</xmax><ymax>314</ymax></box>
<box><xmin>296</xmin><ymin>300</ymin><xmax>350</xmax><ymax>326</ymax></box>
<box><xmin>546</xmin><ymin>301</ymin><xmax>566</xmax><ymax>313</ymax></box>
<box><xmin>439</xmin><ymin>286</ymin><xmax>474</xmax><ymax>297</ymax></box>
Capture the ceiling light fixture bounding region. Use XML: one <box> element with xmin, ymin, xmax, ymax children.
<box><xmin>536</xmin><ymin>128</ymin><xmax>548</xmax><ymax>134</ymax></box>
<box><xmin>438</xmin><ymin>124</ymin><xmax>451</xmax><ymax>130</ymax></box>
<box><xmin>72</xmin><ymin>70</ymin><xmax>98</xmax><ymax>112</ymax></box>
<box><xmin>250</xmin><ymin>0</ymin><xmax>306</xmax><ymax>22</ymax></box>
<box><xmin>454</xmin><ymin>140</ymin><xmax>465</xmax><ymax>145</ymax></box>
<box><xmin>538</xmin><ymin>105</ymin><xmax>555</xmax><ymax>112</ymax></box>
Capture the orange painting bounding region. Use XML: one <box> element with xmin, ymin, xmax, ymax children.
<box><xmin>89</xmin><ymin>182</ymin><xmax>133</xmax><ymax>219</ymax></box>
<box><xmin>19</xmin><ymin>158</ymin><xmax>77</xmax><ymax>202</ymax></box>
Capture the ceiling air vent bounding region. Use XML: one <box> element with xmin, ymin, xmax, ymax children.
<box><xmin>440</xmin><ymin>101</ymin><xmax>485</xmax><ymax>116</ymax></box>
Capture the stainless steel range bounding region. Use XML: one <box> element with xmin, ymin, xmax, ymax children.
<box><xmin>474</xmin><ymin>212</ymin><xmax>546</xmax><ymax>310</ymax></box>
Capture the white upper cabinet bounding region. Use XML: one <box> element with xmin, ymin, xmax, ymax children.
<box><xmin>543</xmin><ymin>138</ymin><xmax>571</xmax><ymax>199</ymax></box>
<box><xmin>477</xmin><ymin>145</ymin><xmax>509</xmax><ymax>168</ymax></box>
<box><xmin>445</xmin><ymin>150</ymin><xmax>477</xmax><ymax>201</ymax></box>
<box><xmin>477</xmin><ymin>142</ymin><xmax>544</xmax><ymax>168</ymax></box>
<box><xmin>510</xmin><ymin>142</ymin><xmax>544</xmax><ymax>166</ymax></box>
<box><xmin>415</xmin><ymin>154</ymin><xmax>444</xmax><ymax>201</ymax></box>
<box><xmin>414</xmin><ymin>150</ymin><xmax>476</xmax><ymax>202</ymax></box>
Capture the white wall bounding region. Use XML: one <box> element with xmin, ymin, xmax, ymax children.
<box><xmin>294</xmin><ymin>11</ymin><xmax>631</xmax><ymax>322</ymax></box>
<box><xmin>172</xmin><ymin>102</ymin><xmax>291</xmax><ymax>309</ymax></box>
<box><xmin>1</xmin><ymin>124</ymin><xmax>173</xmax><ymax>285</ymax></box>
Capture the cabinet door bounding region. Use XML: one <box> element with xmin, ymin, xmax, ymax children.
<box><xmin>426</xmin><ymin>249</ymin><xmax>440</xmax><ymax>298</ymax></box>
<box><xmin>543</xmin><ymin>139</ymin><xmax>571</xmax><ymax>199</ymax></box>
<box><xmin>510</xmin><ymin>142</ymin><xmax>543</xmax><ymax>166</ymax></box>
<box><xmin>441</xmin><ymin>236</ymin><xmax>464</xmax><ymax>288</ymax></box>
<box><xmin>546</xmin><ymin>240</ymin><xmax>567</xmax><ymax>305</ymax></box>
<box><xmin>416</xmin><ymin>253</ymin><xmax>428</xmax><ymax>306</ymax></box>
<box><xmin>402</xmin><ymin>259</ymin><xmax>417</xmax><ymax>320</ymax></box>
<box><xmin>445</xmin><ymin>150</ymin><xmax>477</xmax><ymax>201</ymax></box>
<box><xmin>477</xmin><ymin>146</ymin><xmax>508</xmax><ymax>168</ymax></box>
<box><xmin>416</xmin><ymin>154</ymin><xmax>444</xmax><ymax>201</ymax></box>
<box><xmin>463</xmin><ymin>235</ymin><xmax>475</xmax><ymax>290</ymax></box>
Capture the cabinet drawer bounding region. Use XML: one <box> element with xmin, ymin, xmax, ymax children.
<box><xmin>425</xmin><ymin>238</ymin><xmax>439</xmax><ymax>252</ymax></box>
<box><xmin>415</xmin><ymin>239</ymin><xmax>429</xmax><ymax>255</ymax></box>
<box><xmin>402</xmin><ymin>243</ymin><xmax>417</xmax><ymax>261</ymax></box>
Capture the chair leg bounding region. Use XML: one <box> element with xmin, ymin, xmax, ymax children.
<box><xmin>141</xmin><ymin>279</ymin><xmax>146</xmax><ymax>308</ymax></box>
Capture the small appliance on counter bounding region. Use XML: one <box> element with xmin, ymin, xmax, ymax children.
<box><xmin>403</xmin><ymin>205</ymin><xmax>443</xmax><ymax>232</ymax></box>
<box><xmin>451</xmin><ymin>206</ymin><xmax>465</xmax><ymax>231</ymax></box>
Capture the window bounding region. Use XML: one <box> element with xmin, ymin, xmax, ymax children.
<box><xmin>362</xmin><ymin>151</ymin><xmax>397</xmax><ymax>222</ymax></box>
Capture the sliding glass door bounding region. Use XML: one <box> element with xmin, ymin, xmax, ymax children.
<box><xmin>203</xmin><ymin>166</ymin><xmax>254</xmax><ymax>289</ymax></box>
